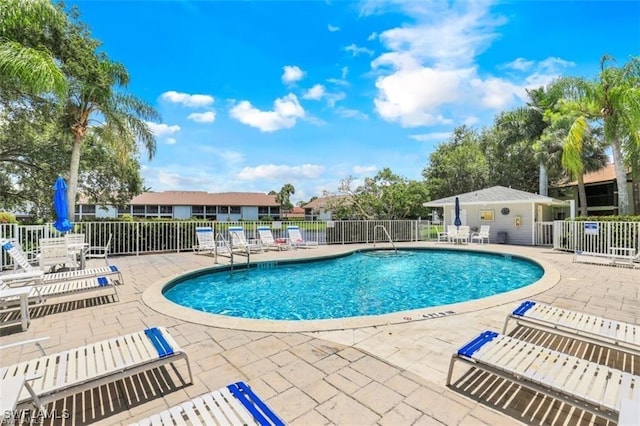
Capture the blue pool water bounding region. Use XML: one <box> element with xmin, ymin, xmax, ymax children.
<box><xmin>163</xmin><ymin>249</ymin><xmax>543</xmax><ymax>321</ymax></box>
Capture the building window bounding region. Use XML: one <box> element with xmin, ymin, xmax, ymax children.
<box><xmin>271</xmin><ymin>206</ymin><xmax>280</xmax><ymax>214</ymax></box>
<box><xmin>118</xmin><ymin>205</ymin><xmax>131</xmax><ymax>214</ymax></box>
<box><xmin>230</xmin><ymin>206</ymin><xmax>241</xmax><ymax>214</ymax></box>
<box><xmin>192</xmin><ymin>206</ymin><xmax>204</xmax><ymax>214</ymax></box>
<box><xmin>219</xmin><ymin>206</ymin><xmax>229</xmax><ymax>214</ymax></box>
<box><xmin>258</xmin><ymin>206</ymin><xmax>269</xmax><ymax>214</ymax></box>
<box><xmin>132</xmin><ymin>205</ymin><xmax>145</xmax><ymax>215</ymax></box>
<box><xmin>159</xmin><ymin>205</ymin><xmax>173</xmax><ymax>215</ymax></box>
<box><xmin>146</xmin><ymin>205</ymin><xmax>159</xmax><ymax>214</ymax></box>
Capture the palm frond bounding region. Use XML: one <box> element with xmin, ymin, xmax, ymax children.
<box><xmin>0</xmin><ymin>42</ymin><xmax>67</xmax><ymax>97</ymax></box>
<box><xmin>562</xmin><ymin>116</ymin><xmax>588</xmax><ymax>177</ymax></box>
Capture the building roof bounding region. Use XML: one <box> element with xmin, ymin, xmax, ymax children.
<box><xmin>282</xmin><ymin>206</ymin><xmax>305</xmax><ymax>218</ymax></box>
<box><xmin>128</xmin><ymin>191</ymin><xmax>279</xmax><ymax>206</ymax></box>
<box><xmin>423</xmin><ymin>186</ymin><xmax>568</xmax><ymax>207</ymax></box>
<box><xmin>303</xmin><ymin>195</ymin><xmax>350</xmax><ymax>210</ymax></box>
<box><xmin>554</xmin><ymin>164</ymin><xmax>630</xmax><ymax>188</ymax></box>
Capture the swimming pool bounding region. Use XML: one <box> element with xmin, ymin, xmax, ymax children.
<box><xmin>163</xmin><ymin>248</ymin><xmax>544</xmax><ymax>321</ymax></box>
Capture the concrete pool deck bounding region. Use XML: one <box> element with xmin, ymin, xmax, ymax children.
<box><xmin>1</xmin><ymin>242</ymin><xmax>638</xmax><ymax>425</ymax></box>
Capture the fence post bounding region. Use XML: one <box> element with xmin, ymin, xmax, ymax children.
<box><xmin>136</xmin><ymin>222</ymin><xmax>140</xmax><ymax>256</ymax></box>
<box><xmin>177</xmin><ymin>222</ymin><xmax>181</xmax><ymax>253</ymax></box>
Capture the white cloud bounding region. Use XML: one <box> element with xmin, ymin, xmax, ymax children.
<box><xmin>353</xmin><ymin>165</ymin><xmax>377</xmax><ymax>174</ymax></box>
<box><xmin>408</xmin><ymin>132</ymin><xmax>451</xmax><ymax>142</ymax></box>
<box><xmin>470</xmin><ymin>77</ymin><xmax>522</xmax><ymax>109</ymax></box>
<box><xmin>502</xmin><ymin>58</ymin><xmax>535</xmax><ymax>71</ymax></box>
<box><xmin>328</xmin><ymin>24</ymin><xmax>340</xmax><ymax>32</ymax></box>
<box><xmin>325</xmin><ymin>92</ymin><xmax>346</xmax><ymax>107</ymax></box>
<box><xmin>229</xmin><ymin>94</ymin><xmax>305</xmax><ymax>132</ymax></box>
<box><xmin>369</xmin><ymin>2</ymin><xmax>542</xmax><ymax>126</ymax></box>
<box><xmin>539</xmin><ymin>57</ymin><xmax>575</xmax><ymax>72</ymax></box>
<box><xmin>335</xmin><ymin>107</ymin><xmax>369</xmax><ymax>120</ymax></box>
<box><xmin>327</xmin><ymin>67</ymin><xmax>349</xmax><ymax>86</ymax></box>
<box><xmin>463</xmin><ymin>116</ymin><xmax>480</xmax><ymax>126</ymax></box>
<box><xmin>367</xmin><ymin>32</ymin><xmax>378</xmax><ymax>41</ymax></box>
<box><xmin>303</xmin><ymin>84</ymin><xmax>326</xmax><ymax>100</ymax></box>
<box><xmin>281</xmin><ymin>65</ymin><xmax>305</xmax><ymax>84</ymax></box>
<box><xmin>236</xmin><ymin>164</ymin><xmax>325</xmax><ymax>180</ymax></box>
<box><xmin>187</xmin><ymin>111</ymin><xmax>216</xmax><ymax>123</ymax></box>
<box><xmin>146</xmin><ymin>121</ymin><xmax>181</xmax><ymax>137</ymax></box>
<box><xmin>344</xmin><ymin>43</ymin><xmax>374</xmax><ymax>57</ymax></box>
<box><xmin>166</xmin><ymin>137</ymin><xmax>177</xmax><ymax>145</ymax></box>
<box><xmin>160</xmin><ymin>91</ymin><xmax>214</xmax><ymax>107</ymax></box>
<box><xmin>372</xmin><ymin>62</ymin><xmax>466</xmax><ymax>126</ymax></box>
<box><xmin>198</xmin><ymin>146</ymin><xmax>244</xmax><ymax>163</ymax></box>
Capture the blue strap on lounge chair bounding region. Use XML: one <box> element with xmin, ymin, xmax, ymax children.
<box><xmin>144</xmin><ymin>327</ymin><xmax>174</xmax><ymax>358</ymax></box>
<box><xmin>97</xmin><ymin>276</ymin><xmax>108</xmax><ymax>286</ymax></box>
<box><xmin>511</xmin><ymin>300</ymin><xmax>536</xmax><ymax>317</ymax></box>
<box><xmin>109</xmin><ymin>265</ymin><xmax>119</xmax><ymax>272</ymax></box>
<box><xmin>457</xmin><ymin>331</ymin><xmax>498</xmax><ymax>357</ymax></box>
<box><xmin>227</xmin><ymin>381</ymin><xmax>285</xmax><ymax>426</ymax></box>
<box><xmin>2</xmin><ymin>242</ymin><xmax>13</xmax><ymax>250</ymax></box>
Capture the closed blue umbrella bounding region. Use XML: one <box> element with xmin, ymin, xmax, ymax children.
<box><xmin>53</xmin><ymin>176</ymin><xmax>73</xmax><ymax>232</ymax></box>
<box><xmin>454</xmin><ymin>197</ymin><xmax>462</xmax><ymax>229</ymax></box>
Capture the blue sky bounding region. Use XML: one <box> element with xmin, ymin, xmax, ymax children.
<box><xmin>69</xmin><ymin>0</ymin><xmax>639</xmax><ymax>204</ymax></box>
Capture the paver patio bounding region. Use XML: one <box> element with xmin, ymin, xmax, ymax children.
<box><xmin>0</xmin><ymin>242</ymin><xmax>637</xmax><ymax>425</ymax></box>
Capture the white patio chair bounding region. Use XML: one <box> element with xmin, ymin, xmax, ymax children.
<box><xmin>257</xmin><ymin>226</ymin><xmax>290</xmax><ymax>251</ymax></box>
<box><xmin>193</xmin><ymin>227</ymin><xmax>216</xmax><ymax>254</ymax></box>
<box><xmin>454</xmin><ymin>226</ymin><xmax>470</xmax><ymax>244</ymax></box>
<box><xmin>470</xmin><ymin>225</ymin><xmax>490</xmax><ymax>244</ymax></box>
<box><xmin>38</xmin><ymin>237</ymin><xmax>77</xmax><ymax>272</ymax></box>
<box><xmin>287</xmin><ymin>226</ymin><xmax>318</xmax><ymax>248</ymax></box>
<box><xmin>84</xmin><ymin>233</ymin><xmax>112</xmax><ymax>266</ymax></box>
<box><xmin>228</xmin><ymin>226</ymin><xmax>263</xmax><ymax>253</ymax></box>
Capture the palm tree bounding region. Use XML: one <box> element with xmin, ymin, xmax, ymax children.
<box><xmin>276</xmin><ymin>184</ymin><xmax>295</xmax><ymax>211</ymax></box>
<box><xmin>497</xmin><ymin>86</ymin><xmax>561</xmax><ymax>195</ymax></box>
<box><xmin>62</xmin><ymin>55</ymin><xmax>159</xmax><ymax>215</ymax></box>
<box><xmin>558</xmin><ymin>55</ymin><xmax>640</xmax><ymax>215</ymax></box>
<box><xmin>0</xmin><ymin>0</ymin><xmax>67</xmax><ymax>97</ymax></box>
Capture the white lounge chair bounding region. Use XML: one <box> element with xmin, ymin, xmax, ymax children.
<box><xmin>131</xmin><ymin>381</ymin><xmax>284</xmax><ymax>426</ymax></box>
<box><xmin>257</xmin><ymin>226</ymin><xmax>290</xmax><ymax>251</ymax></box>
<box><xmin>470</xmin><ymin>225</ymin><xmax>490</xmax><ymax>244</ymax></box>
<box><xmin>503</xmin><ymin>300</ymin><xmax>640</xmax><ymax>357</ymax></box>
<box><xmin>287</xmin><ymin>226</ymin><xmax>318</xmax><ymax>248</ymax></box>
<box><xmin>447</xmin><ymin>330</ymin><xmax>639</xmax><ymax>424</ymax></box>
<box><xmin>0</xmin><ymin>326</ymin><xmax>192</xmax><ymax>413</ymax></box>
<box><xmin>0</xmin><ymin>273</ymin><xmax>118</xmax><ymax>305</ymax></box>
<box><xmin>228</xmin><ymin>226</ymin><xmax>263</xmax><ymax>253</ymax></box>
<box><xmin>1</xmin><ymin>239</ymin><xmax>123</xmax><ymax>285</ymax></box>
<box><xmin>193</xmin><ymin>226</ymin><xmax>216</xmax><ymax>254</ymax></box>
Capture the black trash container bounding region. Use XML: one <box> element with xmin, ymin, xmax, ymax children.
<box><xmin>497</xmin><ymin>231</ymin><xmax>507</xmax><ymax>244</ymax></box>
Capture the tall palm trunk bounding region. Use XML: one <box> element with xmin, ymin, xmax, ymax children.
<box><xmin>67</xmin><ymin>134</ymin><xmax>83</xmax><ymax>219</ymax></box>
<box><xmin>539</xmin><ymin>161</ymin><xmax>548</xmax><ymax>196</ymax></box>
<box><xmin>610</xmin><ymin>137</ymin><xmax>629</xmax><ymax>215</ymax></box>
<box><xmin>577</xmin><ymin>174</ymin><xmax>588</xmax><ymax>217</ymax></box>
